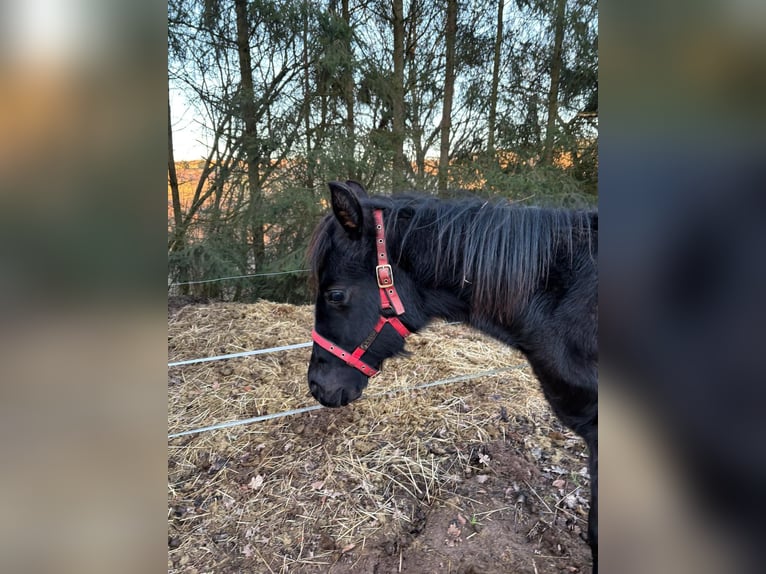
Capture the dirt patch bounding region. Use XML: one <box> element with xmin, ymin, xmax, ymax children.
<box><xmin>168</xmin><ymin>301</ymin><xmax>592</xmax><ymax>573</ymax></box>
<box><xmin>325</xmin><ymin>436</ymin><xmax>591</xmax><ymax>574</ymax></box>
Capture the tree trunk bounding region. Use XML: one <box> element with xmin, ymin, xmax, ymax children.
<box><xmin>302</xmin><ymin>4</ymin><xmax>314</xmax><ymax>191</ymax></box>
<box><xmin>488</xmin><ymin>0</ymin><xmax>504</xmax><ymax>157</ymax></box>
<box><xmin>168</xmin><ymin>101</ymin><xmax>183</xmax><ymax>232</ymax></box>
<box><xmin>406</xmin><ymin>0</ymin><xmax>426</xmax><ymax>190</ymax></box>
<box><xmin>234</xmin><ymin>0</ymin><xmax>264</xmax><ymax>269</ymax></box>
<box><xmin>342</xmin><ymin>0</ymin><xmax>356</xmax><ymax>179</ymax></box>
<box><xmin>168</xmin><ymin>99</ymin><xmax>190</xmax><ymax>294</ymax></box>
<box><xmin>542</xmin><ymin>0</ymin><xmax>566</xmax><ymax>166</ymax></box>
<box><xmin>438</xmin><ymin>0</ymin><xmax>457</xmax><ymax>191</ymax></box>
<box><xmin>391</xmin><ymin>0</ymin><xmax>407</xmax><ymax>191</ymax></box>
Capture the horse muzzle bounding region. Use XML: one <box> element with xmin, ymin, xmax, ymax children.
<box><xmin>307</xmin><ymin>361</ymin><xmax>368</xmax><ymax>408</ymax></box>
<box><xmin>308</xmin><ymin>381</ymin><xmax>357</xmax><ymax>407</ymax></box>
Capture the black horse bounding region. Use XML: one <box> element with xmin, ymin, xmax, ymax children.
<box><xmin>307</xmin><ymin>180</ymin><xmax>598</xmax><ymax>570</ymax></box>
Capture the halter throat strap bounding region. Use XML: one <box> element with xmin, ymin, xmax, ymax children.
<box><xmin>312</xmin><ymin>208</ymin><xmax>410</xmax><ymax>377</ymax></box>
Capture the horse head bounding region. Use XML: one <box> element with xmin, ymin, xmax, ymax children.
<box><xmin>306</xmin><ymin>180</ymin><xmax>416</xmax><ymax>407</ymax></box>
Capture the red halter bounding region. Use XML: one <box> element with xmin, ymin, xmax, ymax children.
<box><xmin>311</xmin><ymin>209</ymin><xmax>411</xmax><ymax>377</ymax></box>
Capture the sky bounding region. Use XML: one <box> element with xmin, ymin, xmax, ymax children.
<box><xmin>170</xmin><ymin>88</ymin><xmax>210</xmax><ymax>161</ymax></box>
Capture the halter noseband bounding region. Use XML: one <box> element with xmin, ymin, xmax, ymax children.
<box><xmin>311</xmin><ymin>209</ymin><xmax>411</xmax><ymax>377</ymax></box>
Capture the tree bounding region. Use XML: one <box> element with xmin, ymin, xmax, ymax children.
<box><xmin>391</xmin><ymin>0</ymin><xmax>407</xmax><ymax>190</ymax></box>
<box><xmin>167</xmin><ymin>100</ymin><xmax>188</xmax><ymax>293</ymax></box>
<box><xmin>487</xmin><ymin>0</ymin><xmax>504</xmax><ymax>156</ymax></box>
<box><xmin>438</xmin><ymin>0</ymin><xmax>458</xmax><ymax>191</ymax></box>
<box><xmin>542</xmin><ymin>0</ymin><xmax>567</xmax><ymax>166</ymax></box>
<box><xmin>341</xmin><ymin>0</ymin><xmax>355</xmax><ymax>176</ymax></box>
<box><xmin>234</xmin><ymin>0</ymin><xmax>265</xmax><ymax>268</ymax></box>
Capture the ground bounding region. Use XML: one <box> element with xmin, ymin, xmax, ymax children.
<box><xmin>168</xmin><ymin>300</ymin><xmax>593</xmax><ymax>573</ymax></box>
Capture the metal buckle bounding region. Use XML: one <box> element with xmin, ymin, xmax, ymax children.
<box><xmin>376</xmin><ymin>264</ymin><xmax>393</xmax><ymax>288</ymax></box>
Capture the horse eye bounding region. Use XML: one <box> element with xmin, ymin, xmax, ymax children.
<box><xmin>326</xmin><ymin>290</ymin><xmax>346</xmax><ymax>304</ymax></box>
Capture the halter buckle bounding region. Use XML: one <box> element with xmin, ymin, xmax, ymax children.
<box><xmin>376</xmin><ymin>264</ymin><xmax>394</xmax><ymax>288</ymax></box>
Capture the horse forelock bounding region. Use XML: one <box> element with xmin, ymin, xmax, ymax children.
<box><xmin>306</xmin><ymin>213</ymin><xmax>334</xmax><ymax>289</ymax></box>
<box><xmin>306</xmin><ymin>211</ymin><xmax>373</xmax><ymax>289</ymax></box>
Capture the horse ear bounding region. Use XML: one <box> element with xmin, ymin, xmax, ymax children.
<box><xmin>345</xmin><ymin>180</ymin><xmax>368</xmax><ymax>199</ymax></box>
<box><xmin>328</xmin><ymin>181</ymin><xmax>363</xmax><ymax>240</ymax></box>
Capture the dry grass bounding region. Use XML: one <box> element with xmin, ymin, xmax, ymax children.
<box><xmin>168</xmin><ymin>300</ymin><xmax>583</xmax><ymax>573</ymax></box>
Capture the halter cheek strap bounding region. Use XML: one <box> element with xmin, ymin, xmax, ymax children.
<box><xmin>374</xmin><ymin>209</ymin><xmax>406</xmax><ymax>315</ymax></box>
<box><xmin>312</xmin><ymin>209</ymin><xmax>411</xmax><ymax>377</ymax></box>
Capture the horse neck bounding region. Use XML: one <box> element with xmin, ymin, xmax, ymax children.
<box><xmin>388</xmin><ymin>201</ymin><xmax>595</xmax><ymax>327</ymax></box>
<box><xmin>389</xmin><ymin>205</ymin><xmax>474</xmax><ymax>322</ymax></box>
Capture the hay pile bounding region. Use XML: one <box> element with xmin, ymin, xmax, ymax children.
<box><xmin>168</xmin><ymin>301</ymin><xmax>589</xmax><ymax>573</ymax></box>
